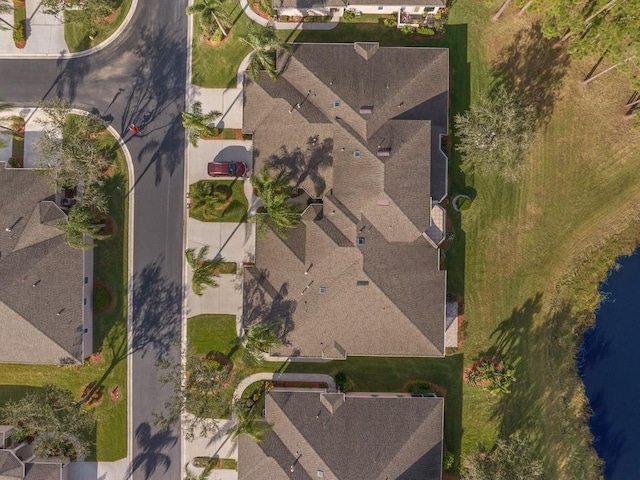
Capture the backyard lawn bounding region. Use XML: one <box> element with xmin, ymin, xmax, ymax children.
<box><xmin>65</xmin><ymin>0</ymin><xmax>132</xmax><ymax>52</ymax></box>
<box><xmin>0</xmin><ymin>123</ymin><xmax>129</xmax><ymax>462</ymax></box>
<box><xmin>189</xmin><ymin>180</ymin><xmax>248</xmax><ymax>223</ymax></box>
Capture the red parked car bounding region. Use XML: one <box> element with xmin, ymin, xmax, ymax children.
<box><xmin>207</xmin><ymin>161</ymin><xmax>247</xmax><ymax>177</ymax></box>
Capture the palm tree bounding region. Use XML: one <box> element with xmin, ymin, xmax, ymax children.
<box><xmin>228</xmin><ymin>403</ymin><xmax>270</xmax><ymax>443</ymax></box>
<box><xmin>234</xmin><ymin>321</ymin><xmax>280</xmax><ymax>365</ymax></box>
<box><xmin>241</xmin><ymin>25</ymin><xmax>292</xmax><ymax>81</ymax></box>
<box><xmin>250</xmin><ymin>166</ymin><xmax>301</xmax><ymax>238</ymax></box>
<box><xmin>56</xmin><ymin>205</ymin><xmax>108</xmax><ymax>250</ymax></box>
<box><xmin>0</xmin><ymin>101</ymin><xmax>12</xmax><ymax>147</ymax></box>
<box><xmin>183</xmin><ymin>462</ymin><xmax>213</xmax><ymax>480</ymax></box>
<box><xmin>185</xmin><ymin>246</ymin><xmax>223</xmax><ymax>296</ymax></box>
<box><xmin>190</xmin><ymin>181</ymin><xmax>229</xmax><ymax>220</ymax></box>
<box><xmin>186</xmin><ymin>0</ymin><xmax>230</xmax><ymax>37</ymax></box>
<box><xmin>181</xmin><ymin>102</ymin><xmax>222</xmax><ymax>147</ymax></box>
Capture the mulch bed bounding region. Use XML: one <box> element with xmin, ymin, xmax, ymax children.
<box><xmin>272</xmin><ymin>381</ymin><xmax>328</xmax><ymax>389</ymax></box>
<box><xmin>100</xmin><ymin>214</ymin><xmax>117</xmax><ymax>238</ymax></box>
<box><xmin>464</xmin><ymin>356</ymin><xmax>500</xmax><ymax>386</ymax></box>
<box><xmin>203</xmin><ymin>34</ymin><xmax>230</xmax><ymax>48</ymax></box>
<box><xmin>89</xmin><ymin>352</ymin><xmax>103</xmax><ymax>364</ymax></box>
<box><xmin>13</xmin><ymin>0</ymin><xmax>25</xmax><ymax>7</ymax></box>
<box><xmin>109</xmin><ymin>386</ymin><xmax>121</xmax><ymax>402</ymax></box>
<box><xmin>251</xmin><ymin>4</ymin><xmax>274</xmax><ymax>21</ymax></box>
<box><xmin>95</xmin><ymin>8</ymin><xmax>120</xmax><ymax>25</ymax></box>
<box><xmin>80</xmin><ymin>382</ymin><xmax>104</xmax><ymax>408</ymax></box>
<box><xmin>401</xmin><ymin>380</ymin><xmax>447</xmax><ymax>398</ymax></box>
<box><xmin>93</xmin><ymin>280</ymin><xmax>115</xmax><ymax>315</ymax></box>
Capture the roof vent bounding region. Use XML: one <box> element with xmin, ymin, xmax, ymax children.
<box><xmin>356</xmin><ymin>280</ymin><xmax>369</xmax><ymax>286</ymax></box>
<box><xmin>317</xmin><ymin>471</ymin><xmax>324</xmax><ymax>478</ymax></box>
<box><xmin>359</xmin><ymin>106</ymin><xmax>373</xmax><ymax>114</ymax></box>
<box><xmin>357</xmin><ymin>237</ymin><xmax>365</xmax><ymax>245</ymax></box>
<box><xmin>354</xmin><ymin>150</ymin><xmax>361</xmax><ymax>158</ymax></box>
<box><xmin>319</xmin><ymin>287</ymin><xmax>326</xmax><ymax>294</ymax></box>
<box><xmin>334</xmin><ymin>100</ymin><xmax>341</xmax><ymax>107</ymax></box>
<box><xmin>376</xmin><ymin>147</ymin><xmax>391</xmax><ymax>157</ymax></box>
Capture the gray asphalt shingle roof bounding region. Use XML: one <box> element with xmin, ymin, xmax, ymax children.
<box><xmin>238</xmin><ymin>391</ymin><xmax>444</xmax><ymax>480</ymax></box>
<box><xmin>0</xmin><ymin>167</ymin><xmax>84</xmax><ymax>364</ymax></box>
<box><xmin>243</xmin><ymin>43</ymin><xmax>448</xmax><ymax>358</ymax></box>
<box><xmin>0</xmin><ymin>451</ymin><xmax>23</xmax><ymax>479</ymax></box>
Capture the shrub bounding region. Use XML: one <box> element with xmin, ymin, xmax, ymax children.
<box><xmin>209</xmin><ymin>27</ymin><xmax>223</xmax><ymax>43</ymax></box>
<box><xmin>334</xmin><ymin>371</ymin><xmax>349</xmax><ymax>392</ymax></box>
<box><xmin>417</xmin><ymin>27</ymin><xmax>435</xmax><ymax>35</ymax></box>
<box><xmin>457</xmin><ymin>197</ymin><xmax>471</xmax><ymax>210</ymax></box>
<box><xmin>443</xmin><ymin>451</ymin><xmax>455</xmax><ymax>471</ymax></box>
<box><xmin>93</xmin><ymin>285</ymin><xmax>110</xmax><ymax>312</ymax></box>
<box><xmin>342</xmin><ymin>9</ymin><xmax>355</xmax><ymax>22</ymax></box>
<box><xmin>383</xmin><ymin>15</ymin><xmax>397</xmax><ymax>28</ymax></box>
<box><xmin>192</xmin><ymin>456</ymin><xmax>211</xmax><ymax>468</ymax></box>
<box><xmin>400</xmin><ymin>25</ymin><xmax>415</xmax><ymax>35</ymax></box>
<box><xmin>408</xmin><ymin>382</ymin><xmax>435</xmax><ymax>396</ymax></box>
<box><xmin>7</xmin><ymin>157</ymin><xmax>20</xmax><ymax>168</ymax></box>
<box><xmin>12</xmin><ymin>21</ymin><xmax>26</xmax><ymax>43</ymax></box>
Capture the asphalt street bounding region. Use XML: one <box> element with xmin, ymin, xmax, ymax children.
<box><xmin>0</xmin><ymin>2</ymin><xmax>189</xmax><ymax>479</ymax></box>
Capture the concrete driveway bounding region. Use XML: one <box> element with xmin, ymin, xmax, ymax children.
<box><xmin>188</xmin><ymin>218</ymin><xmax>255</xmax><ymax>264</ymax></box>
<box><xmin>186</xmin><ymin>273</ymin><xmax>242</xmax><ymax>317</ymax></box>
<box><xmin>189</xmin><ymin>140</ymin><xmax>253</xmax><ymax>183</ymax></box>
<box><xmin>188</xmin><ymin>85</ymin><xmax>243</xmax><ymax>130</ymax></box>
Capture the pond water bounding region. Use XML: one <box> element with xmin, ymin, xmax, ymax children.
<box><xmin>579</xmin><ymin>248</ymin><xmax>640</xmax><ymax>479</ymax></box>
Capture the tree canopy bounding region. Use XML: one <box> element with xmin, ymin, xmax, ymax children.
<box><xmin>57</xmin><ymin>204</ymin><xmax>108</xmax><ymax>250</ymax></box>
<box><xmin>185</xmin><ymin>246</ymin><xmax>223</xmax><ymax>295</ymax></box>
<box><xmin>181</xmin><ymin>102</ymin><xmax>221</xmax><ymax>147</ymax></box>
<box><xmin>154</xmin><ymin>350</ymin><xmax>237</xmax><ymax>441</ymax></box>
<box><xmin>186</xmin><ymin>0</ymin><xmax>231</xmax><ymax>37</ymax></box>
<box><xmin>235</xmin><ymin>321</ymin><xmax>280</xmax><ymax>365</ymax></box>
<box><xmin>454</xmin><ymin>86</ymin><xmax>535</xmax><ymax>181</ymax></box>
<box><xmin>0</xmin><ymin>385</ymin><xmax>95</xmax><ymax>459</ymax></box>
<box><xmin>462</xmin><ymin>433</ymin><xmax>544</xmax><ymax>480</ymax></box>
<box><xmin>250</xmin><ymin>166</ymin><xmax>301</xmax><ymax>237</ymax></box>
<box><xmin>241</xmin><ymin>25</ymin><xmax>292</xmax><ymax>81</ymax></box>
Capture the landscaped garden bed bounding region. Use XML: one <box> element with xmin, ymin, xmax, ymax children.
<box><xmin>192</xmin><ymin>456</ymin><xmax>237</xmax><ymax>470</ymax></box>
<box><xmin>189</xmin><ymin>180</ymin><xmax>248</xmax><ymax>223</ymax></box>
<box><xmin>64</xmin><ymin>0</ymin><xmax>132</xmax><ymax>52</ymax></box>
<box><xmin>12</xmin><ymin>0</ymin><xmax>27</xmax><ymax>48</ymax></box>
<box><xmin>8</xmin><ymin>116</ymin><xmax>25</xmax><ymax>168</ymax></box>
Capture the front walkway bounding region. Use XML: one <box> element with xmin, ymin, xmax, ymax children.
<box><xmin>239</xmin><ymin>0</ymin><xmax>340</xmax><ymax>30</ymax></box>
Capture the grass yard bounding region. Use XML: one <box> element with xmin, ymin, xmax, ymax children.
<box><xmin>189</xmin><ymin>180</ymin><xmax>248</xmax><ymax>223</ymax></box>
<box><xmin>441</xmin><ymin>4</ymin><xmax>640</xmax><ymax>479</ymax></box>
<box><xmin>65</xmin><ymin>0</ymin><xmax>132</xmax><ymax>53</ymax></box>
<box><xmin>0</xmin><ymin>122</ymin><xmax>129</xmax><ymax>461</ymax></box>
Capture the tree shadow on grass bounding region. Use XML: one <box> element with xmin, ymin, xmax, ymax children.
<box><xmin>492</xmin><ymin>22</ymin><xmax>570</xmax><ymax>125</ymax></box>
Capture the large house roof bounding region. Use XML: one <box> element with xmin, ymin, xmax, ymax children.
<box><xmin>238</xmin><ymin>390</ymin><xmax>444</xmax><ymax>480</ymax></box>
<box><xmin>0</xmin><ymin>167</ymin><xmax>85</xmax><ymax>364</ymax></box>
<box><xmin>0</xmin><ymin>451</ymin><xmax>23</xmax><ymax>479</ymax></box>
<box><xmin>243</xmin><ymin>43</ymin><xmax>448</xmax><ymax>357</ymax></box>
<box><xmin>273</xmin><ymin>0</ymin><xmax>446</xmax><ymax>10</ymax></box>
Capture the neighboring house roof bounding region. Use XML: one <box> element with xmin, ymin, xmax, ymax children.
<box><xmin>238</xmin><ymin>390</ymin><xmax>444</xmax><ymax>480</ymax></box>
<box><xmin>0</xmin><ymin>451</ymin><xmax>24</xmax><ymax>479</ymax></box>
<box><xmin>243</xmin><ymin>43</ymin><xmax>448</xmax><ymax>357</ymax></box>
<box><xmin>24</xmin><ymin>461</ymin><xmax>64</xmax><ymax>480</ymax></box>
<box><xmin>0</xmin><ymin>167</ymin><xmax>85</xmax><ymax>364</ymax></box>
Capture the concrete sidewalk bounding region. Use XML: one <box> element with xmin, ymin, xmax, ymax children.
<box><xmin>0</xmin><ymin>5</ymin><xmax>67</xmax><ymax>56</ymax></box>
<box><xmin>68</xmin><ymin>459</ymin><xmax>129</xmax><ymax>480</ymax></box>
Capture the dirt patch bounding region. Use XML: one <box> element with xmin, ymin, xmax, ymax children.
<box><xmin>93</xmin><ymin>280</ymin><xmax>115</xmax><ymax>315</ymax></box>
<box><xmin>234</xmin><ymin>128</ymin><xmax>244</xmax><ymax>140</ymax></box>
<box><xmin>89</xmin><ymin>352</ymin><xmax>103</xmax><ymax>364</ymax></box>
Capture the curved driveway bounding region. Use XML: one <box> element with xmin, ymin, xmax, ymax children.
<box><xmin>0</xmin><ymin>3</ymin><xmax>188</xmax><ymax>479</ymax></box>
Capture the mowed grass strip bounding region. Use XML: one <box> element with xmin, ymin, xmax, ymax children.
<box><xmin>65</xmin><ymin>0</ymin><xmax>133</xmax><ymax>53</ymax></box>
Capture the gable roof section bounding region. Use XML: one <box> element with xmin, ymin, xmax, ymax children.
<box><xmin>238</xmin><ymin>391</ymin><xmax>444</xmax><ymax>480</ymax></box>
<box><xmin>0</xmin><ymin>451</ymin><xmax>23</xmax><ymax>479</ymax></box>
<box><xmin>0</xmin><ymin>167</ymin><xmax>84</xmax><ymax>364</ymax></box>
<box><xmin>243</xmin><ymin>43</ymin><xmax>448</xmax><ymax>357</ymax></box>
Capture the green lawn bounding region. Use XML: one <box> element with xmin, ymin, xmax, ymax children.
<box><xmin>189</xmin><ymin>180</ymin><xmax>249</xmax><ymax>223</ymax></box>
<box><xmin>0</xmin><ymin>121</ymin><xmax>129</xmax><ymax>461</ymax></box>
<box><xmin>13</xmin><ymin>4</ymin><xmax>25</xmax><ymax>44</ymax></box>
<box><xmin>65</xmin><ymin>0</ymin><xmax>132</xmax><ymax>53</ymax></box>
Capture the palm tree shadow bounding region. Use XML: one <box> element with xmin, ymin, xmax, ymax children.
<box><xmin>124</xmin><ymin>422</ymin><xmax>178</xmax><ymax>479</ymax></box>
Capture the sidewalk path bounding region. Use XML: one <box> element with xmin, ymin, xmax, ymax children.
<box><xmin>239</xmin><ymin>0</ymin><xmax>340</xmax><ymax>30</ymax></box>
<box><xmin>234</xmin><ymin>372</ymin><xmax>337</xmax><ymax>403</ymax></box>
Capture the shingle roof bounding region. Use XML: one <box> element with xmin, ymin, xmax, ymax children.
<box><xmin>273</xmin><ymin>0</ymin><xmax>445</xmax><ymax>9</ymax></box>
<box><xmin>0</xmin><ymin>451</ymin><xmax>23</xmax><ymax>479</ymax></box>
<box><xmin>238</xmin><ymin>391</ymin><xmax>444</xmax><ymax>480</ymax></box>
<box><xmin>0</xmin><ymin>167</ymin><xmax>84</xmax><ymax>364</ymax></box>
<box><xmin>24</xmin><ymin>462</ymin><xmax>63</xmax><ymax>480</ymax></box>
<box><xmin>243</xmin><ymin>44</ymin><xmax>448</xmax><ymax>357</ymax></box>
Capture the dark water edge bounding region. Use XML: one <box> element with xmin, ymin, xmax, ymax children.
<box><xmin>578</xmin><ymin>248</ymin><xmax>640</xmax><ymax>480</ymax></box>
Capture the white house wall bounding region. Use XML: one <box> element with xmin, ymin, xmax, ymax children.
<box><xmin>277</xmin><ymin>7</ymin><xmax>332</xmax><ymax>15</ymax></box>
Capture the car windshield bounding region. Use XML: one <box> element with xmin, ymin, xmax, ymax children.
<box><xmin>229</xmin><ymin>163</ymin><xmax>236</xmax><ymax>175</ymax></box>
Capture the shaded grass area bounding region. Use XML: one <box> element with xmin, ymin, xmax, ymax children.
<box><xmin>187</xmin><ymin>315</ymin><xmax>463</xmax><ymax>459</ymax></box>
<box><xmin>64</xmin><ymin>0</ymin><xmax>132</xmax><ymax>53</ymax></box>
<box><xmin>0</xmin><ymin>126</ymin><xmax>128</xmax><ymax>461</ymax></box>
<box><xmin>189</xmin><ymin>180</ymin><xmax>248</xmax><ymax>223</ymax></box>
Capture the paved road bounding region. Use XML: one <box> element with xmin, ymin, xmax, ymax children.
<box><xmin>0</xmin><ymin>2</ymin><xmax>188</xmax><ymax>479</ymax></box>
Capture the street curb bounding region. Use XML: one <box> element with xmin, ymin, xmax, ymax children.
<box><xmin>0</xmin><ymin>0</ymin><xmax>138</xmax><ymax>59</ymax></box>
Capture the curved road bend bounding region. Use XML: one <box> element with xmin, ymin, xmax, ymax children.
<box><xmin>0</xmin><ymin>2</ymin><xmax>189</xmax><ymax>479</ymax></box>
